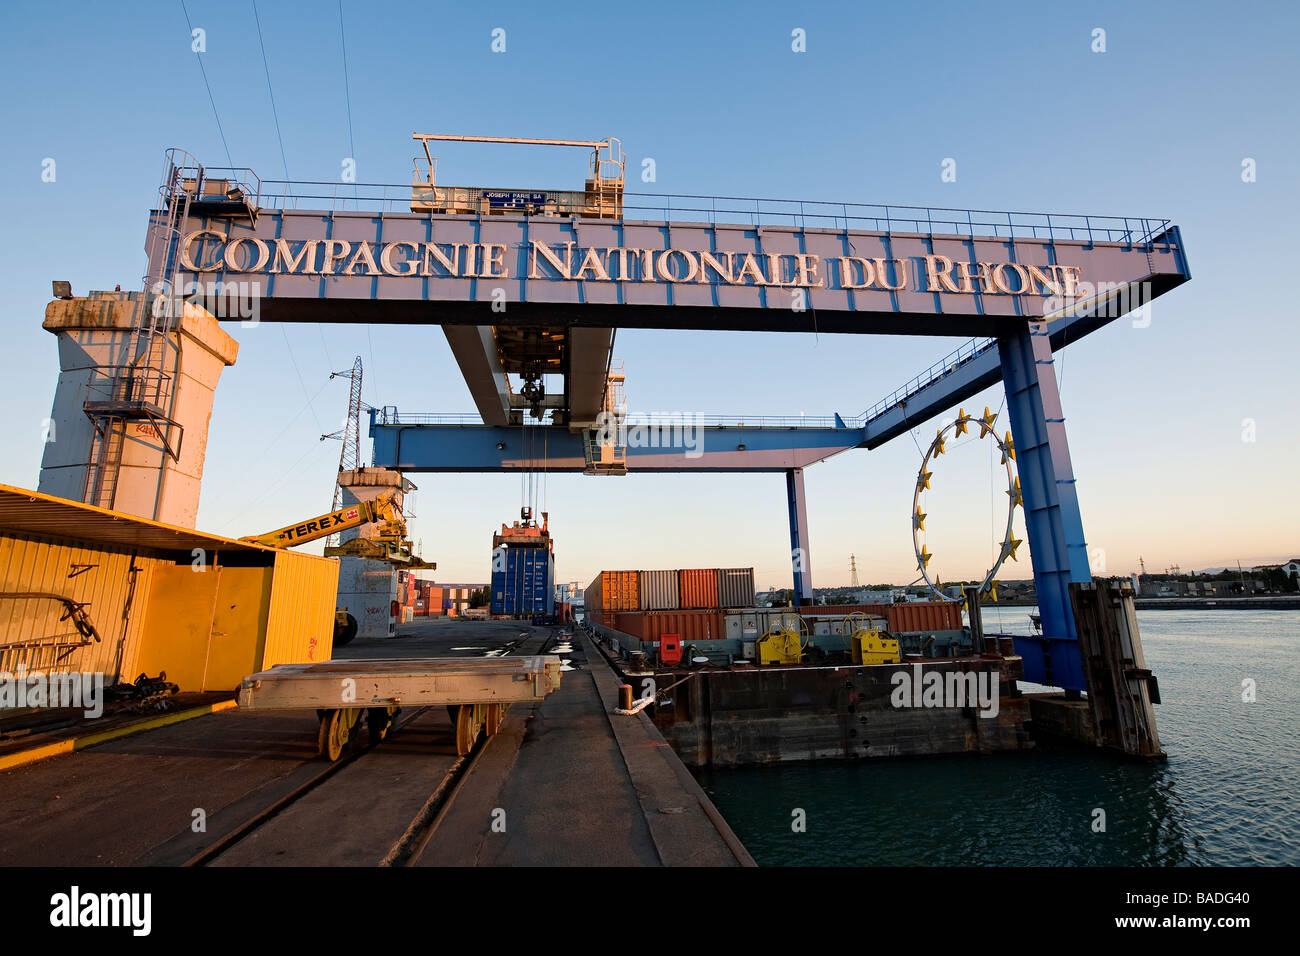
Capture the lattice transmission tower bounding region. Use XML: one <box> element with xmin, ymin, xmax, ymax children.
<box><xmin>321</xmin><ymin>356</ymin><xmax>364</xmax><ymax>545</ymax></box>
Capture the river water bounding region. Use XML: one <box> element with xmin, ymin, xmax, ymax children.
<box><xmin>694</xmin><ymin>609</ymin><xmax>1299</xmax><ymax>866</ymax></box>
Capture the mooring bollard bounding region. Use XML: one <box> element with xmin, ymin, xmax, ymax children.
<box><xmin>618</xmin><ymin>684</ymin><xmax>633</xmax><ymax>711</ymax></box>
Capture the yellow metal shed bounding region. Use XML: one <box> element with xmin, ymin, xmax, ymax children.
<box><xmin>0</xmin><ymin>484</ymin><xmax>337</xmax><ymax>693</ymax></box>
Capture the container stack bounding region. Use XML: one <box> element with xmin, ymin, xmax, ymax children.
<box><xmin>585</xmin><ymin>565</ymin><xmax>964</xmax><ymax>660</ymax></box>
<box><xmin>587</xmin><ymin>568</ymin><xmax>756</xmax><ymax>613</ymax></box>
<box><xmin>490</xmin><ymin>519</ymin><xmax>556</xmax><ymax>619</ymax></box>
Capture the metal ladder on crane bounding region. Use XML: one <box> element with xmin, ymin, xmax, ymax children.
<box><xmin>584</xmin><ymin>138</ymin><xmax>625</xmax><ymax>218</ymax></box>
<box><xmin>583</xmin><ymin>362</ymin><xmax>628</xmax><ymax>475</ymax></box>
<box><xmin>82</xmin><ymin>149</ymin><xmax>196</xmax><ymax>511</ymax></box>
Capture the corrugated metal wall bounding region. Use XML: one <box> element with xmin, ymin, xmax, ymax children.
<box><xmin>2</xmin><ymin>528</ymin><xmax>346</xmax><ymax>693</ymax></box>
<box><xmin>638</xmin><ymin>570</ymin><xmax>679</xmax><ymax>610</ymax></box>
<box><xmin>716</xmin><ymin>568</ymin><xmax>755</xmax><ymax>608</ymax></box>
<box><xmin>802</xmin><ymin>603</ymin><xmax>962</xmax><ymax>632</ymax></box>
<box><xmin>0</xmin><ymin>532</ymin><xmax>158</xmax><ymax>680</ymax></box>
<box><xmin>612</xmin><ymin>609</ymin><xmax>726</xmax><ymax>643</ymax></box>
<box><xmin>678</xmin><ymin>569</ymin><xmax>718</xmax><ymax>609</ymax></box>
<box><xmin>491</xmin><ymin>547</ymin><xmax>555</xmax><ymax>617</ymax></box>
<box><xmin>263</xmin><ymin>550</ymin><xmax>338</xmax><ymax>666</ymax></box>
<box><xmin>589</xmin><ymin>571</ymin><xmax>639</xmax><ymax>611</ymax></box>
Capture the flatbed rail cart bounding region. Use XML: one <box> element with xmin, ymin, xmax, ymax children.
<box><xmin>238</xmin><ymin>656</ymin><xmax>563</xmax><ymax>760</ymax></box>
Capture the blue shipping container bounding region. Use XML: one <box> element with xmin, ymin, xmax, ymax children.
<box><xmin>490</xmin><ymin>546</ymin><xmax>556</xmax><ymax>618</ymax></box>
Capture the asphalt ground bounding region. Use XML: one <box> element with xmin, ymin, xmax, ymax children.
<box><xmin>0</xmin><ymin>619</ymin><xmax>750</xmax><ymax>866</ymax></box>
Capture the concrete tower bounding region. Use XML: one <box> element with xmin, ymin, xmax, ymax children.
<box><xmin>336</xmin><ymin>467</ymin><xmax>416</xmax><ymax>640</ymax></box>
<box><xmin>37</xmin><ymin>291</ymin><xmax>238</xmax><ymax>527</ymax></box>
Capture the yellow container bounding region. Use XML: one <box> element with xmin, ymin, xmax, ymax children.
<box><xmin>0</xmin><ymin>484</ymin><xmax>338</xmax><ymax>694</ymax></box>
<box><xmin>263</xmin><ymin>550</ymin><xmax>337</xmax><ymax>668</ymax></box>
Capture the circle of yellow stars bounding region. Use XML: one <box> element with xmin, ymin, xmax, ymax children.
<box><xmin>913</xmin><ymin>406</ymin><xmax>1023</xmax><ymax>599</ymax></box>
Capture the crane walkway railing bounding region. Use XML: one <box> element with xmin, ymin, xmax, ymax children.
<box><xmin>249</xmin><ymin>179</ymin><xmax>1172</xmax><ymax>246</ymax></box>
<box><xmin>856</xmin><ymin>337</ymin><xmax>999</xmax><ymax>425</ymax></box>
<box><xmin>371</xmin><ymin>329</ymin><xmax>996</xmax><ymax>437</ymax></box>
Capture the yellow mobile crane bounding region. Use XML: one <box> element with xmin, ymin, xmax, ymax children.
<box><xmin>240</xmin><ymin>492</ymin><xmax>434</xmax><ymax>645</ymax></box>
<box><xmin>242</xmin><ymin>492</ymin><xmax>406</xmax><ymax>555</ymax></box>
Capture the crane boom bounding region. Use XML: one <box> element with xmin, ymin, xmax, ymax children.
<box><xmin>240</xmin><ymin>493</ymin><xmax>403</xmax><ymax>549</ymax></box>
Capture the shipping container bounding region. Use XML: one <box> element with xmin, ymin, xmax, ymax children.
<box><xmin>638</xmin><ymin>569</ymin><xmax>680</xmax><ymax>610</ymax></box>
<box><xmin>261</xmin><ymin>549</ymin><xmax>340</xmax><ymax>669</ymax></box>
<box><xmin>721</xmin><ymin>602</ymin><xmax>961</xmax><ymax>641</ymax></box>
<box><xmin>884</xmin><ymin>602</ymin><xmax>961</xmax><ymax>633</ymax></box>
<box><xmin>0</xmin><ymin>483</ymin><xmax>336</xmax><ymax>694</ymax></box>
<box><xmin>612</xmin><ymin>609</ymin><xmax>727</xmax><ymax>644</ymax></box>
<box><xmin>805</xmin><ymin>603</ymin><xmax>960</xmax><ymax>632</ymax></box>
<box><xmin>716</xmin><ymin>568</ymin><xmax>755</xmax><ymax>608</ymax></box>
<box><xmin>490</xmin><ymin>546</ymin><xmax>556</xmax><ymax>617</ymax></box>
<box><xmin>724</xmin><ymin>608</ymin><xmax>805</xmax><ymax>640</ymax></box>
<box><xmin>587</xmin><ymin>570</ymin><xmax>639</xmax><ymax>612</ymax></box>
<box><xmin>678</xmin><ymin>569</ymin><xmax>719</xmax><ymax>609</ymax></box>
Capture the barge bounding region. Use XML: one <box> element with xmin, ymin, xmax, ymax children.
<box><xmin>586</xmin><ymin>603</ymin><xmax>1033</xmax><ymax>767</ymax></box>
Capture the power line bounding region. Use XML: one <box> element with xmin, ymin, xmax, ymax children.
<box><xmin>281</xmin><ymin>325</ymin><xmax>324</xmax><ymax>430</ymax></box>
<box><xmin>250</xmin><ymin>0</ymin><xmax>290</xmax><ymax>184</ymax></box>
<box><xmin>251</xmin><ymin>0</ymin><xmax>342</xmax><ymax>397</ymax></box>
<box><xmin>218</xmin><ymin>439</ymin><xmax>335</xmax><ymax>532</ymax></box>
<box><xmin>365</xmin><ymin>325</ymin><xmax>377</xmax><ymax>406</ymax></box>
<box><xmin>199</xmin><ymin>375</ymin><xmax>333</xmax><ymax>516</ymax></box>
<box><xmin>178</xmin><ymin>0</ymin><xmax>234</xmax><ymax>168</ymax></box>
<box><xmin>338</xmin><ymin>1</ymin><xmax>356</xmax><ymax>171</ymax></box>
<box><xmin>318</xmin><ymin>323</ymin><xmax>335</xmax><ymax>371</ymax></box>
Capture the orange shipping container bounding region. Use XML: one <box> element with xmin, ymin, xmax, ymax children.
<box><xmin>678</xmin><ymin>569</ymin><xmax>719</xmax><ymax>609</ymax></box>
<box><xmin>613</xmin><ymin>609</ymin><xmax>726</xmax><ymax>644</ymax></box>
<box><xmin>588</xmin><ymin>570</ymin><xmax>640</xmax><ymax>612</ymax></box>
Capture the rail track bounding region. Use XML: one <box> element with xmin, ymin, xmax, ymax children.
<box><xmin>183</xmin><ymin>627</ymin><xmax>559</xmax><ymax>867</ymax></box>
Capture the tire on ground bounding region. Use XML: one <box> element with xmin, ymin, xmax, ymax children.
<box><xmin>334</xmin><ymin>611</ymin><xmax>359</xmax><ymax>647</ymax></box>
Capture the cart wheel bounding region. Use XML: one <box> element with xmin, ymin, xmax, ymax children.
<box><xmin>318</xmin><ymin>709</ymin><xmax>346</xmax><ymax>761</ymax></box>
<box><xmin>485</xmin><ymin>702</ymin><xmax>503</xmax><ymax>737</ymax></box>
<box><xmin>367</xmin><ymin>707</ymin><xmax>394</xmax><ymax>746</ymax></box>
<box><xmin>453</xmin><ymin>705</ymin><xmax>479</xmax><ymax>756</ymax></box>
<box><xmin>346</xmin><ymin>709</ymin><xmax>368</xmax><ymax>752</ymax></box>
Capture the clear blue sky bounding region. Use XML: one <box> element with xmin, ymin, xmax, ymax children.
<box><xmin>1</xmin><ymin>0</ymin><xmax>1296</xmax><ymax>589</ymax></box>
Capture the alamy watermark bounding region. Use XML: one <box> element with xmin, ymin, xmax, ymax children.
<box><xmin>50</xmin><ymin>886</ymin><xmax>150</xmax><ymax>936</ymax></box>
<box><xmin>1044</xmin><ymin>279</ymin><xmax>1152</xmax><ymax>329</ymax></box>
<box><xmin>149</xmin><ymin>278</ymin><xmax>262</xmax><ymax>326</ymax></box>
<box><xmin>0</xmin><ymin>671</ymin><xmax>104</xmax><ymax>718</ymax></box>
<box><xmin>593</xmin><ymin>410</ymin><xmax>704</xmax><ymax>459</ymax></box>
<box><xmin>890</xmin><ymin>664</ymin><xmax>1000</xmax><ymax>718</ymax></box>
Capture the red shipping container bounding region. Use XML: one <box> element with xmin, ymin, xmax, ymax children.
<box><xmin>678</xmin><ymin>569</ymin><xmax>719</xmax><ymax>609</ymax></box>
<box><xmin>613</xmin><ymin>609</ymin><xmax>726</xmax><ymax>643</ymax></box>
<box><xmin>799</xmin><ymin>602</ymin><xmax>961</xmax><ymax>632</ymax></box>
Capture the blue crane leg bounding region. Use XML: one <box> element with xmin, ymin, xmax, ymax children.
<box><xmin>998</xmin><ymin>321</ymin><xmax>1091</xmax><ymax>691</ymax></box>
<box><xmin>786</xmin><ymin>468</ymin><xmax>814</xmax><ymax>606</ymax></box>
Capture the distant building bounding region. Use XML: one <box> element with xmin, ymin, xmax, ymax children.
<box><xmin>1283</xmin><ymin>560</ymin><xmax>1300</xmax><ymax>580</ymax></box>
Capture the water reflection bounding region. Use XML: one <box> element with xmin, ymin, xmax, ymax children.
<box><xmin>695</xmin><ymin>609</ymin><xmax>1300</xmax><ymax>866</ymax></box>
